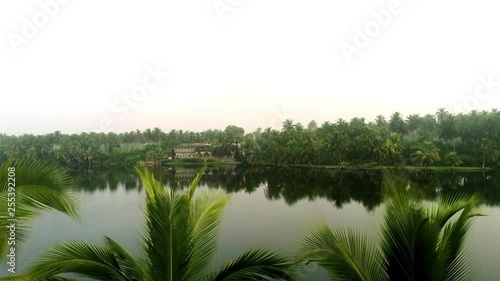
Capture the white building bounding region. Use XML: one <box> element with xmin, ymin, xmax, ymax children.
<box><xmin>173</xmin><ymin>143</ymin><xmax>212</xmax><ymax>159</ymax></box>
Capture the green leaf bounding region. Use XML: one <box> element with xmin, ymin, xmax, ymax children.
<box><xmin>186</xmin><ymin>190</ymin><xmax>230</xmax><ymax>280</ymax></box>
<box><xmin>28</xmin><ymin>239</ymin><xmax>135</xmax><ymax>280</ymax></box>
<box><xmin>0</xmin><ymin>160</ymin><xmax>81</xmax><ymax>262</ymax></box>
<box><xmin>298</xmin><ymin>222</ymin><xmax>386</xmax><ymax>281</ymax></box>
<box><xmin>208</xmin><ymin>248</ymin><xmax>301</xmax><ymax>281</ymax></box>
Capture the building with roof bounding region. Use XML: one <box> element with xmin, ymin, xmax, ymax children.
<box><xmin>173</xmin><ymin>143</ymin><xmax>212</xmax><ymax>159</ymax></box>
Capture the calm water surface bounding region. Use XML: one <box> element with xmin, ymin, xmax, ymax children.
<box><xmin>3</xmin><ymin>167</ymin><xmax>500</xmax><ymax>280</ymax></box>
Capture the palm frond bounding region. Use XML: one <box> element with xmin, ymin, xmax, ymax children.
<box><xmin>186</xmin><ymin>190</ymin><xmax>230</xmax><ymax>280</ymax></box>
<box><xmin>135</xmin><ymin>166</ymin><xmax>165</xmax><ymax>201</ymax></box>
<box><xmin>296</xmin><ymin>170</ymin><xmax>486</xmax><ymax>281</ymax></box>
<box><xmin>437</xmin><ymin>194</ymin><xmax>483</xmax><ymax>281</ymax></box>
<box><xmin>427</xmin><ymin>192</ymin><xmax>473</xmax><ymax>228</ymax></box>
<box><xmin>0</xmin><ymin>275</ymin><xmax>80</xmax><ymax>281</ymax></box>
<box><xmin>380</xmin><ymin>172</ymin><xmax>484</xmax><ymax>281</ymax></box>
<box><xmin>298</xmin><ymin>222</ymin><xmax>386</xmax><ymax>281</ymax></box>
<box><xmin>381</xmin><ymin>171</ymin><xmax>442</xmax><ymax>281</ymax></box>
<box><xmin>381</xmin><ymin>203</ymin><xmax>440</xmax><ymax>281</ymax></box>
<box><xmin>443</xmin><ymin>251</ymin><xmax>472</xmax><ymax>281</ymax></box>
<box><xmin>0</xmin><ymin>160</ymin><xmax>81</xmax><ymax>219</ymax></box>
<box><xmin>208</xmin><ymin>248</ymin><xmax>301</xmax><ymax>281</ymax></box>
<box><xmin>28</xmin><ymin>239</ymin><xmax>137</xmax><ymax>280</ymax></box>
<box><xmin>0</xmin><ymin>160</ymin><xmax>81</xmax><ymax>262</ymax></box>
<box><xmin>381</xmin><ymin>170</ymin><xmax>425</xmax><ymax>207</ymax></box>
<box><xmin>16</xmin><ymin>185</ymin><xmax>80</xmax><ymax>220</ymax></box>
<box><xmin>188</xmin><ymin>165</ymin><xmax>206</xmax><ymax>201</ymax></box>
<box><xmin>104</xmin><ymin>236</ymin><xmax>146</xmax><ymax>280</ymax></box>
<box><xmin>137</xmin><ymin>166</ymin><xmax>194</xmax><ymax>281</ymax></box>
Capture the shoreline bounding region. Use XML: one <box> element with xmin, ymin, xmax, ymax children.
<box><xmin>157</xmin><ymin>160</ymin><xmax>493</xmax><ymax>172</ymax></box>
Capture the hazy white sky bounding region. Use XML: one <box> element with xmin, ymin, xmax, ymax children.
<box><xmin>1</xmin><ymin>0</ymin><xmax>500</xmax><ymax>135</ymax></box>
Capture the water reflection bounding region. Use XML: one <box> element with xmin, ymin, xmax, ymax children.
<box><xmin>70</xmin><ymin>167</ymin><xmax>500</xmax><ymax>210</ymax></box>
<box><xmin>4</xmin><ymin>166</ymin><xmax>499</xmax><ymax>280</ymax></box>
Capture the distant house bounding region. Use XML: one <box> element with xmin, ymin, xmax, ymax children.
<box><xmin>173</xmin><ymin>143</ymin><xmax>212</xmax><ymax>159</ymax></box>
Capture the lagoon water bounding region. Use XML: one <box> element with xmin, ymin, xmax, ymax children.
<box><xmin>3</xmin><ymin>167</ymin><xmax>500</xmax><ymax>280</ymax></box>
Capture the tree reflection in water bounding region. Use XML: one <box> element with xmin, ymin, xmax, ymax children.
<box><xmin>69</xmin><ymin>166</ymin><xmax>500</xmax><ymax>210</ymax></box>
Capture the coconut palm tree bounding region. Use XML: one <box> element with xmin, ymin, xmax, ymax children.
<box><xmin>444</xmin><ymin>151</ymin><xmax>463</xmax><ymax>169</ymax></box>
<box><xmin>411</xmin><ymin>141</ymin><xmax>441</xmax><ymax>169</ymax></box>
<box><xmin>372</xmin><ymin>140</ymin><xmax>388</xmax><ymax>166</ymax></box>
<box><xmin>0</xmin><ymin>160</ymin><xmax>81</xmax><ymax>263</ymax></box>
<box><xmin>476</xmin><ymin>138</ymin><xmax>498</xmax><ymax>169</ymax></box>
<box><xmin>297</xmin><ymin>172</ymin><xmax>483</xmax><ymax>281</ymax></box>
<box><xmin>26</xmin><ymin>166</ymin><xmax>300</xmax><ymax>281</ymax></box>
<box><xmin>384</xmin><ymin>133</ymin><xmax>404</xmax><ymax>166</ymax></box>
<box><xmin>388</xmin><ymin>112</ymin><xmax>406</xmax><ymax>135</ymax></box>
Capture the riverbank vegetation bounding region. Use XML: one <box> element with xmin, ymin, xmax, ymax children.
<box><xmin>1</xmin><ymin>109</ymin><xmax>499</xmax><ymax>170</ymax></box>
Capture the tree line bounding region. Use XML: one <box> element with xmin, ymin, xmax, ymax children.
<box><xmin>1</xmin><ymin>108</ymin><xmax>500</xmax><ymax>169</ymax></box>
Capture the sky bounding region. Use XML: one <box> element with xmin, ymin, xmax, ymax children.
<box><xmin>1</xmin><ymin>0</ymin><xmax>500</xmax><ymax>135</ymax></box>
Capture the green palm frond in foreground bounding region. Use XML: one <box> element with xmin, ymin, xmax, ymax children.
<box><xmin>0</xmin><ymin>160</ymin><xmax>81</xmax><ymax>263</ymax></box>
<box><xmin>26</xmin><ymin>165</ymin><xmax>300</xmax><ymax>281</ymax></box>
<box><xmin>298</xmin><ymin>171</ymin><xmax>484</xmax><ymax>281</ymax></box>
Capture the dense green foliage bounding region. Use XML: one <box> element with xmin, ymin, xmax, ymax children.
<box><xmin>298</xmin><ymin>172</ymin><xmax>484</xmax><ymax>281</ymax></box>
<box><xmin>1</xmin><ymin>109</ymin><xmax>500</xmax><ymax>169</ymax></box>
<box><xmin>0</xmin><ymin>126</ymin><xmax>245</xmax><ymax>168</ymax></box>
<box><xmin>241</xmin><ymin>109</ymin><xmax>500</xmax><ymax>168</ymax></box>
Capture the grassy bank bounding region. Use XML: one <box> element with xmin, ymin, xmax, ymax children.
<box><xmin>158</xmin><ymin>158</ymin><xmax>492</xmax><ymax>172</ymax></box>
<box><xmin>161</xmin><ymin>158</ymin><xmax>240</xmax><ymax>166</ymax></box>
<box><xmin>252</xmin><ymin>162</ymin><xmax>492</xmax><ymax>172</ymax></box>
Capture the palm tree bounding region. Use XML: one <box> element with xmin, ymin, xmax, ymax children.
<box><xmin>435</xmin><ymin>107</ymin><xmax>448</xmax><ymax>124</ymax></box>
<box><xmin>405</xmin><ymin>114</ymin><xmax>421</xmax><ymax>134</ymax></box>
<box><xmin>375</xmin><ymin>115</ymin><xmax>386</xmax><ymax>127</ymax></box>
<box><xmin>26</xmin><ymin>166</ymin><xmax>300</xmax><ymax>281</ymax></box>
<box><xmin>444</xmin><ymin>151</ymin><xmax>463</xmax><ymax>169</ymax></box>
<box><xmin>297</xmin><ymin>172</ymin><xmax>484</xmax><ymax>281</ymax></box>
<box><xmin>389</xmin><ymin>112</ymin><xmax>406</xmax><ymax>135</ymax></box>
<box><xmin>477</xmin><ymin>138</ymin><xmax>498</xmax><ymax>169</ymax></box>
<box><xmin>307</xmin><ymin>120</ymin><xmax>318</xmax><ymax>131</ymax></box>
<box><xmin>384</xmin><ymin>133</ymin><xmax>404</xmax><ymax>166</ymax></box>
<box><xmin>152</xmin><ymin>127</ymin><xmax>165</xmax><ymax>148</ymax></box>
<box><xmin>0</xmin><ymin>160</ymin><xmax>81</xmax><ymax>262</ymax></box>
<box><xmin>372</xmin><ymin>140</ymin><xmax>388</xmax><ymax>166</ymax></box>
<box><xmin>411</xmin><ymin>141</ymin><xmax>441</xmax><ymax>169</ymax></box>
